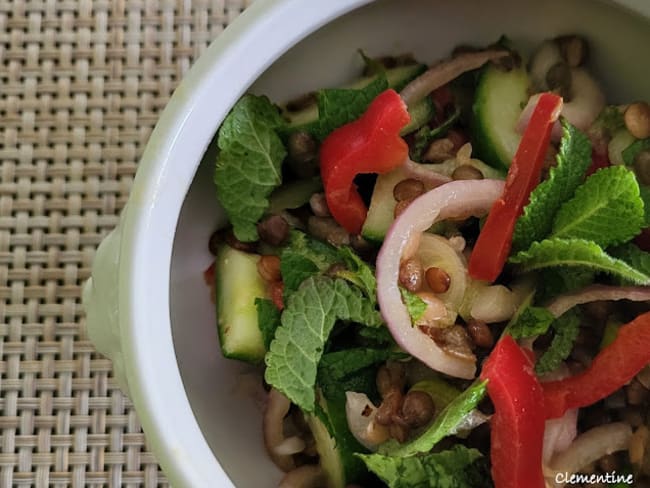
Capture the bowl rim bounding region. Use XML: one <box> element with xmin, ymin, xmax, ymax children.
<box><xmin>115</xmin><ymin>0</ymin><xmax>373</xmax><ymax>486</ymax></box>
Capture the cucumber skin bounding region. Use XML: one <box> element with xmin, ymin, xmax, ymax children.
<box><xmin>308</xmin><ymin>394</ymin><xmax>369</xmax><ymax>488</ymax></box>
<box><xmin>285</xmin><ymin>64</ymin><xmax>426</xmax><ymax>131</ymax></box>
<box><xmin>471</xmin><ymin>65</ymin><xmax>530</xmax><ymax>172</ymax></box>
<box><xmin>215</xmin><ymin>244</ymin><xmax>267</xmax><ymax>363</ymax></box>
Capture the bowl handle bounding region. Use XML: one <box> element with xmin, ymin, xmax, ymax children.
<box><xmin>82</xmin><ymin>218</ymin><xmax>131</xmax><ymax>396</ymax></box>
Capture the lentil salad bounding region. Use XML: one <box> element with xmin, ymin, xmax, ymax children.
<box><xmin>205</xmin><ymin>35</ymin><xmax>650</xmax><ymax>488</ymax></box>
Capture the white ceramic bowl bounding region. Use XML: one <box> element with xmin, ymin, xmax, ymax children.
<box><xmin>83</xmin><ymin>0</ymin><xmax>650</xmax><ymax>486</ymax></box>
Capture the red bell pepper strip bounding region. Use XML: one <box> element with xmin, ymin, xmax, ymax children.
<box><xmin>468</xmin><ymin>93</ymin><xmax>563</xmax><ymax>282</ymax></box>
<box><xmin>481</xmin><ymin>335</ymin><xmax>545</xmax><ymax>488</ymax></box>
<box><xmin>543</xmin><ymin>310</ymin><xmax>650</xmax><ymax>419</ymax></box>
<box><xmin>320</xmin><ymin>89</ymin><xmax>410</xmax><ymax>234</ymax></box>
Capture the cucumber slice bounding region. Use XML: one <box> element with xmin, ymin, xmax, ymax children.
<box><xmin>401</xmin><ymin>96</ymin><xmax>435</xmax><ymax>136</ymax></box>
<box><xmin>307</xmin><ymin>394</ymin><xmax>368</xmax><ymax>488</ymax></box>
<box><xmin>215</xmin><ymin>244</ymin><xmax>267</xmax><ymax>362</ymax></box>
<box><xmin>361</xmin><ymin>166</ymin><xmax>409</xmax><ymax>243</ymax></box>
<box><xmin>471</xmin><ymin>64</ymin><xmax>530</xmax><ymax>171</ymax></box>
<box><xmin>306</xmin><ymin>413</ymin><xmax>346</xmax><ymax>488</ymax></box>
<box><xmin>267</xmin><ymin>177</ymin><xmax>322</xmax><ymax>215</ymax></box>
<box><xmin>284</xmin><ymin>64</ymin><xmax>426</xmax><ymax>130</ymax></box>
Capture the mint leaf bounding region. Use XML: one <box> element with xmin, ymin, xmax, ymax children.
<box><xmin>357</xmin><ymin>324</ymin><xmax>396</xmax><ymax>346</ymax></box>
<box><xmin>411</xmin><ymin>106</ymin><xmax>461</xmax><ymax>161</ymax></box>
<box><xmin>335</xmin><ymin>246</ymin><xmax>378</xmax><ymax>304</ymax></box>
<box><xmin>550</xmin><ymin>165</ymin><xmax>644</xmax><ymax>247</ymax></box>
<box><xmin>214</xmin><ymin>95</ymin><xmax>287</xmax><ymax>242</ymax></box>
<box><xmin>536</xmin><ymin>267</ymin><xmax>596</xmax><ymax>303</ymax></box>
<box><xmin>508</xmin><ymin>305</ymin><xmax>555</xmax><ymax>339</ymax></box>
<box><xmin>318</xmin><ymin>348</ymin><xmax>405</xmax><ymax>401</ymax></box>
<box><xmin>512</xmin><ymin>120</ymin><xmax>592</xmax><ymax>251</ymax></box>
<box><xmin>311</xmin><ymin>75</ymin><xmax>389</xmax><ymax>141</ymax></box>
<box><xmin>280</xmin><ymin>231</ymin><xmax>340</xmax><ymax>296</ymax></box>
<box><xmin>535</xmin><ymin>310</ymin><xmax>581</xmax><ymax>374</ymax></box>
<box><xmin>400</xmin><ymin>288</ymin><xmax>427</xmax><ymax>324</ymax></box>
<box><xmin>640</xmin><ymin>185</ymin><xmax>650</xmax><ymax>227</ymax></box>
<box><xmin>380</xmin><ymin>380</ymin><xmax>487</xmax><ymax>457</ymax></box>
<box><xmin>609</xmin><ymin>242</ymin><xmax>650</xmax><ymax>276</ymax></box>
<box><xmin>622</xmin><ymin>137</ymin><xmax>650</xmax><ymax>166</ymax></box>
<box><xmin>509</xmin><ymin>238</ymin><xmax>650</xmax><ymax>284</ymax></box>
<box><xmin>264</xmin><ymin>276</ymin><xmax>383</xmax><ymax>412</ymax></box>
<box><xmin>590</xmin><ymin>105</ymin><xmax>625</xmax><ymax>137</ymax></box>
<box><xmin>255</xmin><ymin>298</ymin><xmax>281</xmax><ymax>349</ymax></box>
<box><xmin>358</xmin><ymin>446</ymin><xmax>490</xmax><ymax>488</ymax></box>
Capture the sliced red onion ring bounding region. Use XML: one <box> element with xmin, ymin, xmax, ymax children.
<box><xmin>545</xmin><ymin>423</ymin><xmax>632</xmax><ymax>487</ymax></box>
<box><xmin>546</xmin><ymin>284</ymin><xmax>650</xmax><ymax>318</ymax></box>
<box><xmin>377</xmin><ymin>179</ymin><xmax>505</xmax><ymax>379</ymax></box>
<box><xmin>400</xmin><ymin>49</ymin><xmax>510</xmax><ymax>107</ymax></box>
<box><xmin>541</xmin><ymin>365</ymin><xmax>578</xmax><ymax>464</ymax></box>
<box><xmin>402</xmin><ymin>158</ymin><xmax>452</xmax><ymax>188</ymax></box>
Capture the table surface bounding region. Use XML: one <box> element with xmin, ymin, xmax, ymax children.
<box><xmin>0</xmin><ymin>1</ymin><xmax>251</xmax><ymax>486</ymax></box>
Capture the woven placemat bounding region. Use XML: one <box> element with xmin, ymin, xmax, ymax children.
<box><xmin>0</xmin><ymin>1</ymin><xmax>251</xmax><ymax>486</ymax></box>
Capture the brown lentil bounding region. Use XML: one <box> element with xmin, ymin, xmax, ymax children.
<box><xmin>309</xmin><ymin>193</ymin><xmax>330</xmax><ymax>217</ymax></box>
<box><xmin>257</xmin><ymin>215</ymin><xmax>290</xmax><ymax>246</ymax></box>
<box><xmin>393</xmin><ymin>178</ymin><xmax>425</xmax><ymax>202</ymax></box>
<box><xmin>393</xmin><ymin>198</ymin><xmax>414</xmax><ymax>218</ymax></box>
<box><xmin>376</xmin><ymin>361</ymin><xmax>407</xmax><ymax>398</ymax></box>
<box><xmin>365</xmin><ymin>421</ymin><xmax>390</xmax><ymax>445</ymax></box>
<box><xmin>451</xmin><ymin>164</ymin><xmax>484</xmax><ymax>181</ymax></box>
<box><xmin>257</xmin><ymin>255</ymin><xmax>281</xmax><ymax>282</ymax></box>
<box><xmin>401</xmin><ymin>390</ymin><xmax>435</xmax><ymax>428</ymax></box>
<box><xmin>399</xmin><ymin>258</ymin><xmax>424</xmax><ymax>292</ymax></box>
<box><xmin>625</xmin><ymin>102</ymin><xmax>650</xmax><ymax>140</ymax></box>
<box><xmin>288</xmin><ymin>131</ymin><xmax>318</xmax><ymax>164</ymax></box>
<box><xmin>626</xmin><ymin>379</ymin><xmax>649</xmax><ymax>406</ymax></box>
<box><xmin>466</xmin><ymin>319</ymin><xmax>494</xmax><ymax>349</ymax></box>
<box><xmin>424</xmin><ymin>267</ymin><xmax>451</xmax><ymax>294</ymax></box>
<box><xmin>307</xmin><ymin>216</ymin><xmax>350</xmax><ymax>246</ymax></box>
<box><xmin>375</xmin><ymin>390</ymin><xmax>404</xmax><ymax>426</ymax></box>
<box><xmin>224</xmin><ymin>230</ymin><xmax>258</xmax><ymax>253</ymax></box>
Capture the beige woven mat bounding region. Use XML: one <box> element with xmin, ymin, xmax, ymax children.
<box><xmin>0</xmin><ymin>1</ymin><xmax>251</xmax><ymax>486</ymax></box>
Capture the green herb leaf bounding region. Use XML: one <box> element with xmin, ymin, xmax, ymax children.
<box><xmin>264</xmin><ymin>276</ymin><xmax>383</xmax><ymax>412</ymax></box>
<box><xmin>358</xmin><ymin>445</ymin><xmax>491</xmax><ymax>488</ymax></box>
<box><xmin>590</xmin><ymin>105</ymin><xmax>626</xmax><ymax>138</ymax></box>
<box><xmin>550</xmin><ymin>165</ymin><xmax>644</xmax><ymax>247</ymax></box>
<box><xmin>640</xmin><ymin>185</ymin><xmax>650</xmax><ymax>227</ymax></box>
<box><xmin>311</xmin><ymin>75</ymin><xmax>389</xmax><ymax>141</ymax></box>
<box><xmin>318</xmin><ymin>348</ymin><xmax>406</xmax><ymax>401</ymax></box>
<box><xmin>214</xmin><ymin>94</ymin><xmax>287</xmax><ymax>242</ymax></box>
<box><xmin>509</xmin><ymin>238</ymin><xmax>650</xmax><ymax>284</ymax></box>
<box><xmin>609</xmin><ymin>242</ymin><xmax>650</xmax><ymax>276</ymax></box>
<box><xmin>280</xmin><ymin>231</ymin><xmax>341</xmax><ymax>296</ymax></box>
<box><xmin>335</xmin><ymin>246</ymin><xmax>378</xmax><ymax>304</ymax></box>
<box><xmin>535</xmin><ymin>310</ymin><xmax>581</xmax><ymax>374</ymax></box>
<box><xmin>622</xmin><ymin>137</ymin><xmax>650</xmax><ymax>166</ymax></box>
<box><xmin>255</xmin><ymin>298</ymin><xmax>281</xmax><ymax>349</ymax></box>
<box><xmin>508</xmin><ymin>306</ymin><xmax>555</xmax><ymax>339</ymax></box>
<box><xmin>400</xmin><ymin>288</ymin><xmax>427</xmax><ymax>324</ymax></box>
<box><xmin>411</xmin><ymin>106</ymin><xmax>461</xmax><ymax>161</ymax></box>
<box><xmin>380</xmin><ymin>381</ymin><xmax>487</xmax><ymax>457</ymax></box>
<box><xmin>512</xmin><ymin>120</ymin><xmax>592</xmax><ymax>251</ymax></box>
<box><xmin>535</xmin><ymin>267</ymin><xmax>596</xmax><ymax>303</ymax></box>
